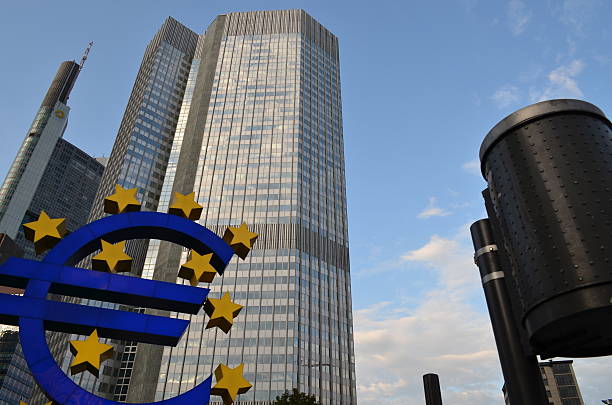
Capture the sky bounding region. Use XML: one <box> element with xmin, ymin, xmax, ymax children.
<box><xmin>1</xmin><ymin>0</ymin><xmax>612</xmax><ymax>404</ymax></box>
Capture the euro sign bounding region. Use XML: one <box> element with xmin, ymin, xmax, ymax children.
<box><xmin>0</xmin><ymin>212</ymin><xmax>235</xmax><ymax>405</ymax></box>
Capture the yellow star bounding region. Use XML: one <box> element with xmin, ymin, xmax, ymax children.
<box><xmin>211</xmin><ymin>363</ymin><xmax>252</xmax><ymax>405</ymax></box>
<box><xmin>204</xmin><ymin>292</ymin><xmax>243</xmax><ymax>333</ymax></box>
<box><xmin>22</xmin><ymin>210</ymin><xmax>67</xmax><ymax>255</ymax></box>
<box><xmin>103</xmin><ymin>184</ymin><xmax>141</xmax><ymax>214</ymax></box>
<box><xmin>168</xmin><ymin>191</ymin><xmax>203</xmax><ymax>220</ymax></box>
<box><xmin>69</xmin><ymin>329</ymin><xmax>113</xmax><ymax>377</ymax></box>
<box><xmin>178</xmin><ymin>251</ymin><xmax>218</xmax><ymax>286</ymax></box>
<box><xmin>91</xmin><ymin>240</ymin><xmax>132</xmax><ymax>273</ymax></box>
<box><xmin>223</xmin><ymin>223</ymin><xmax>258</xmax><ymax>259</ymax></box>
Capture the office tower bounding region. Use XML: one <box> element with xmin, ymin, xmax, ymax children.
<box><xmin>0</xmin><ymin>59</ymin><xmax>80</xmax><ymax>238</ymax></box>
<box><xmin>122</xmin><ymin>10</ymin><xmax>355</xmax><ymax>405</ymax></box>
<box><xmin>0</xmin><ymin>49</ymin><xmax>105</xmax><ymax>259</ymax></box>
<box><xmin>0</xmin><ymin>329</ymin><xmax>32</xmax><ymax>405</ymax></box>
<box><xmin>503</xmin><ymin>360</ymin><xmax>585</xmax><ymax>405</ymax></box>
<box><xmin>11</xmin><ymin>138</ymin><xmax>105</xmax><ymax>259</ymax></box>
<box><xmin>86</xmin><ymin>16</ymin><xmax>199</xmax><ymax>271</ymax></box>
<box><xmin>40</xmin><ymin>10</ymin><xmax>354</xmax><ymax>405</ymax></box>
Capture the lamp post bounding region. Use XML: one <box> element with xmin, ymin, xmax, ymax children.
<box><xmin>470</xmin><ymin>219</ymin><xmax>549</xmax><ymax>405</ymax></box>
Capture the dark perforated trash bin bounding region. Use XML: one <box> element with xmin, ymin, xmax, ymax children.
<box><xmin>480</xmin><ymin>99</ymin><xmax>612</xmax><ymax>357</ymax></box>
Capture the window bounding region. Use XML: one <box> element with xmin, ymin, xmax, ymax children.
<box><xmin>555</xmin><ymin>374</ymin><xmax>574</xmax><ymax>386</ymax></box>
<box><xmin>558</xmin><ymin>386</ymin><xmax>578</xmax><ymax>398</ymax></box>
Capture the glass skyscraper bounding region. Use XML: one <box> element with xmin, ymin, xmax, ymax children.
<box><xmin>12</xmin><ymin>138</ymin><xmax>105</xmax><ymax>260</ymax></box>
<box><xmin>38</xmin><ymin>10</ymin><xmax>355</xmax><ymax>405</ymax></box>
<box><xmin>0</xmin><ymin>60</ymin><xmax>79</xmax><ymax>237</ymax></box>
<box><xmin>0</xmin><ymin>58</ymin><xmax>105</xmax><ymax>251</ymax></box>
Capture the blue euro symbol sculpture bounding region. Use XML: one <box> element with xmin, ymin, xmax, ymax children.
<box><xmin>0</xmin><ymin>212</ymin><xmax>235</xmax><ymax>405</ymax></box>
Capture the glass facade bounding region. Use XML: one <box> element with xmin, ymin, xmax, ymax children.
<box><xmin>86</xmin><ymin>16</ymin><xmax>198</xmax><ymax>272</ymax></box>
<box><xmin>0</xmin><ymin>106</ymin><xmax>52</xmax><ymax>220</ymax></box>
<box><xmin>113</xmin><ymin>55</ymin><xmax>203</xmax><ymax>403</ymax></box>
<box><xmin>13</xmin><ymin>138</ymin><xmax>104</xmax><ymax>260</ymax></box>
<box><xmin>126</xmin><ymin>10</ymin><xmax>355</xmax><ymax>405</ymax></box>
<box><xmin>0</xmin><ymin>60</ymin><xmax>80</xmax><ymax>229</ymax></box>
<box><xmin>32</xmin><ymin>10</ymin><xmax>355</xmax><ymax>405</ymax></box>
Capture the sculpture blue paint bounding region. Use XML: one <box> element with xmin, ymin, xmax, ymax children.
<box><xmin>0</xmin><ymin>211</ymin><xmax>235</xmax><ymax>405</ymax></box>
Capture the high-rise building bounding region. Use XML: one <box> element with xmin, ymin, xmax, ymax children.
<box><xmin>11</xmin><ymin>138</ymin><xmax>105</xmax><ymax>259</ymax></box>
<box><xmin>503</xmin><ymin>360</ymin><xmax>585</xmax><ymax>405</ymax></box>
<box><xmin>41</xmin><ymin>10</ymin><xmax>354</xmax><ymax>405</ymax></box>
<box><xmin>86</xmin><ymin>16</ymin><xmax>199</xmax><ymax>271</ymax></box>
<box><xmin>0</xmin><ymin>51</ymin><xmax>105</xmax><ymax>259</ymax></box>
<box><xmin>0</xmin><ymin>60</ymin><xmax>80</xmax><ymax>237</ymax></box>
<box><xmin>126</xmin><ymin>10</ymin><xmax>355</xmax><ymax>405</ymax></box>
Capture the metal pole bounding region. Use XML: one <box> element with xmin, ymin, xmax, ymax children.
<box><xmin>470</xmin><ymin>219</ymin><xmax>549</xmax><ymax>405</ymax></box>
<box><xmin>422</xmin><ymin>373</ymin><xmax>443</xmax><ymax>405</ymax></box>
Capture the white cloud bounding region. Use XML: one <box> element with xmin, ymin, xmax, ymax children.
<box><xmin>355</xmin><ymin>230</ymin><xmax>503</xmax><ymax>405</ymax></box>
<box><xmin>461</xmin><ymin>159</ymin><xmax>480</xmax><ymax>176</ymax></box>
<box><xmin>356</xmin><ymin>228</ymin><xmax>612</xmax><ymax>404</ymax></box>
<box><xmin>417</xmin><ymin>197</ymin><xmax>450</xmax><ymax>219</ymax></box>
<box><xmin>401</xmin><ymin>233</ymin><xmax>478</xmax><ymax>289</ymax></box>
<box><xmin>507</xmin><ymin>0</ymin><xmax>532</xmax><ymax>35</ymax></box>
<box><xmin>530</xmin><ymin>59</ymin><xmax>585</xmax><ymax>102</ymax></box>
<box><xmin>402</xmin><ymin>235</ymin><xmax>459</xmax><ymax>263</ymax></box>
<box><xmin>491</xmin><ymin>85</ymin><xmax>520</xmax><ymax>109</ymax></box>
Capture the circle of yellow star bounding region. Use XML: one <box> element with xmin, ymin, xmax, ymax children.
<box><xmin>168</xmin><ymin>191</ymin><xmax>203</xmax><ymax>220</ymax></box>
<box><xmin>211</xmin><ymin>363</ymin><xmax>252</xmax><ymax>405</ymax></box>
<box><xmin>178</xmin><ymin>251</ymin><xmax>217</xmax><ymax>286</ymax></box>
<box><xmin>222</xmin><ymin>223</ymin><xmax>258</xmax><ymax>259</ymax></box>
<box><xmin>91</xmin><ymin>240</ymin><xmax>132</xmax><ymax>273</ymax></box>
<box><xmin>104</xmin><ymin>184</ymin><xmax>141</xmax><ymax>214</ymax></box>
<box><xmin>69</xmin><ymin>329</ymin><xmax>114</xmax><ymax>377</ymax></box>
<box><xmin>22</xmin><ymin>210</ymin><xmax>67</xmax><ymax>255</ymax></box>
<box><xmin>204</xmin><ymin>292</ymin><xmax>243</xmax><ymax>333</ymax></box>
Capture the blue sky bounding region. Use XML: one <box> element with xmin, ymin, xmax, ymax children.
<box><xmin>1</xmin><ymin>0</ymin><xmax>611</xmax><ymax>403</ymax></box>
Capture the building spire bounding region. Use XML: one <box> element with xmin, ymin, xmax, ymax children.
<box><xmin>79</xmin><ymin>42</ymin><xmax>93</xmax><ymax>71</ymax></box>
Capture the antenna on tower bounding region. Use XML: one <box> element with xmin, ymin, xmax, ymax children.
<box><xmin>79</xmin><ymin>41</ymin><xmax>94</xmax><ymax>71</ymax></box>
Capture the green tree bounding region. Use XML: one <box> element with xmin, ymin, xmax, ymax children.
<box><xmin>272</xmin><ymin>388</ymin><xmax>320</xmax><ymax>405</ymax></box>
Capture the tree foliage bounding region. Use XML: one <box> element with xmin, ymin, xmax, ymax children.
<box><xmin>272</xmin><ymin>388</ymin><xmax>320</xmax><ymax>405</ymax></box>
